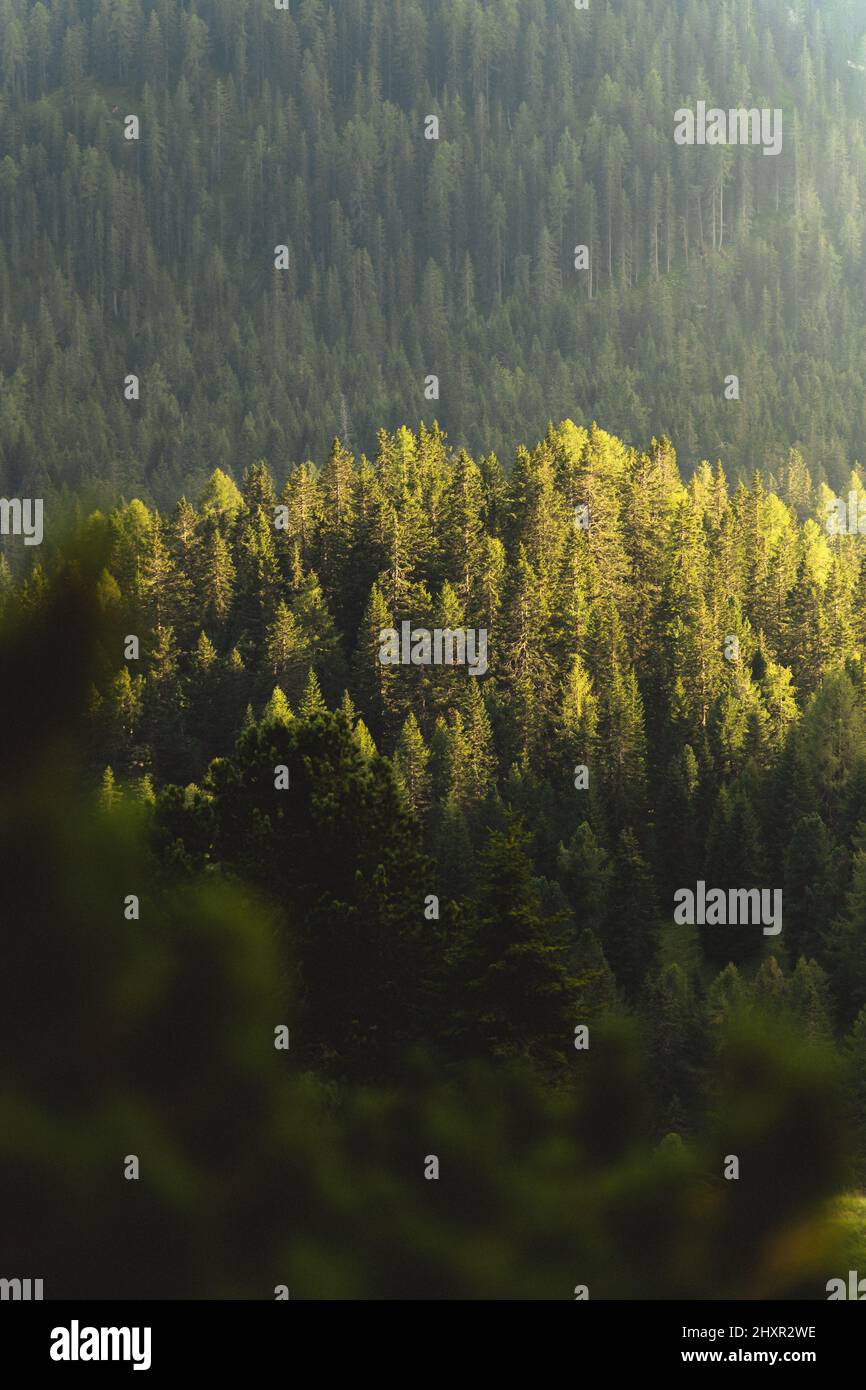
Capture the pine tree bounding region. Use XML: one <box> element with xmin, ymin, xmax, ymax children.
<box><xmin>572</xmin><ymin>927</ymin><xmax>618</xmax><ymax>1017</ymax></box>
<box><xmin>655</xmin><ymin>743</ymin><xmax>699</xmax><ymax>901</ymax></box>
<box><xmin>783</xmin><ymin>814</ymin><xmax>840</xmax><ymax>962</ymax></box>
<box><xmin>200</xmin><ymin>468</ymin><xmax>243</xmax><ymax>521</ymax></box>
<box><xmin>641</xmin><ymin>964</ymin><xmax>707</xmax><ymax>1136</ymax></box>
<box><xmin>594</xmin><ymin>657</ymin><xmax>648</xmax><ymax>843</ymax></box>
<box><xmin>262</xmin><ymin>686</ymin><xmax>293</xmax><ymax>726</ymax></box>
<box><xmin>393</xmin><ymin>713</ymin><xmax>431</xmax><ymax>817</ymax></box>
<box><xmin>235</xmin><ymin>506</ymin><xmax>281</xmax><ymax>646</ymax></box>
<box><xmin>557</xmin><ymin>821</ymin><xmax>611</xmax><ymax>943</ymax></box>
<box><xmin>602</xmin><ymin>829</ymin><xmax>659</xmax><ymax>1001</ymax></box>
<box><xmin>142</xmin><ymin>624</ymin><xmax>188</xmax><ymax>780</ymax></box>
<box><xmin>290</xmin><ymin>569</ymin><xmax>345</xmax><ymax>698</ymax></box>
<box><xmin>449</xmin><ymin>814</ymin><xmax>577</xmax><ymax>1067</ymax></box>
<box><xmin>266</xmin><ymin>599</ymin><xmax>307</xmax><ymax>691</ymax></box>
<box><xmin>458</xmin><ymin>679</ymin><xmax>496</xmax><ymax>805</ymax></box>
<box><xmin>353</xmin><ymin>719</ymin><xmax>377</xmax><ymax>759</ymax></box>
<box><xmin>706</xmin><ymin>963</ymin><xmax>748</xmax><ymax>1035</ymax></box>
<box><xmin>200</xmin><ymin>524</ymin><xmax>236</xmax><ymax>627</ymax></box>
<box><xmin>203</xmin><ymin>709</ymin><xmax>436</xmax><ymax>1076</ymax></box>
<box><xmin>498</xmin><ymin>547</ymin><xmax>551</xmax><ymax>761</ymax></box>
<box><xmin>299</xmin><ymin>668</ymin><xmax>328</xmax><ymax>718</ymax></box>
<box><xmin>703</xmin><ymin>787</ymin><xmax>767</xmax><ymax>964</ymax></box>
<box><xmin>783</xmin><ymin>556</ymin><xmax>831</xmax><ymax>698</ymax></box>
<box><xmin>753</xmin><ymin>956</ymin><xmax>789</xmax><ymax>1017</ymax></box>
<box><xmin>353</xmin><ymin>582</ymin><xmax>400</xmax><ymax>738</ymax></box>
<box><xmin>99</xmin><ymin>766</ymin><xmax>118</xmax><ymax>810</ymax></box>
<box><xmin>440</xmin><ymin>448</ymin><xmax>487</xmax><ymax>612</ymax></box>
<box><xmin>557</xmin><ymin>652</ymin><xmax>598</xmax><ymax>773</ymax></box>
<box><xmin>789</xmin><ymin>958</ymin><xmax>833</xmax><ymax>1043</ymax></box>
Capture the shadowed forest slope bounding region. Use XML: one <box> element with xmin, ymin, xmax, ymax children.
<box><xmin>2</xmin><ymin>0</ymin><xmax>866</xmax><ymax>503</ymax></box>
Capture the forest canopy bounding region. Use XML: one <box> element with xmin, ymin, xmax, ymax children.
<box><xmin>6</xmin><ymin>421</ymin><xmax>866</xmax><ymax>1107</ymax></box>
<box><xmin>2</xmin><ymin>0</ymin><xmax>866</xmax><ymax>505</ymax></box>
<box><xmin>6</xmin><ymin>0</ymin><xmax>866</xmax><ymax>1304</ymax></box>
<box><xmin>4</xmin><ymin>420</ymin><xmax>866</xmax><ymax>1296</ymax></box>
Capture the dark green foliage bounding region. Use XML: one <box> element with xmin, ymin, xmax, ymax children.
<box><xmin>3</xmin><ymin>1</ymin><xmax>866</xmax><ymax>507</ymax></box>
<box><xmin>8</xmin><ymin>0</ymin><xmax>866</xmax><ymax>1306</ymax></box>
<box><xmin>641</xmin><ymin>965</ymin><xmax>708</xmax><ymax>1136</ymax></box>
<box><xmin>447</xmin><ymin>814</ymin><xmax>577</xmax><ymax>1068</ymax></box>
<box><xmin>197</xmin><ymin>708</ymin><xmax>437</xmax><ymax>1078</ymax></box>
<box><xmin>5</xmin><ymin>428</ymin><xmax>866</xmax><ymax>1298</ymax></box>
<box><xmin>15</xmin><ymin>422</ymin><xmax>866</xmax><ymax>1091</ymax></box>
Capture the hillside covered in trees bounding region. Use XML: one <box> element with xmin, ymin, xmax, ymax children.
<box><xmin>7</xmin><ymin>0</ymin><xmax>866</xmax><ymax>1304</ymax></box>
<box><xmin>7</xmin><ymin>417</ymin><xmax>866</xmax><ymax>1296</ymax></box>
<box><xmin>4</xmin><ymin>420</ymin><xmax>866</xmax><ymax>1156</ymax></box>
<box><xmin>2</xmin><ymin>0</ymin><xmax>866</xmax><ymax>506</ymax></box>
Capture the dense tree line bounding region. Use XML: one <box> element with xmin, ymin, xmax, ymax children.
<box><xmin>2</xmin><ymin>0</ymin><xmax>866</xmax><ymax>504</ymax></box>
<box><xmin>8</xmin><ymin>419</ymin><xmax>866</xmax><ymax>1174</ymax></box>
<box><xmin>1</xmin><ymin>496</ymin><xmax>861</xmax><ymax>1298</ymax></box>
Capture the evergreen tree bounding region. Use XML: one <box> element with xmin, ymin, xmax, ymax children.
<box><xmin>449</xmin><ymin>814</ymin><xmax>577</xmax><ymax>1067</ymax></box>
<box><xmin>393</xmin><ymin>713</ymin><xmax>431</xmax><ymax>818</ymax></box>
<box><xmin>641</xmin><ymin>964</ymin><xmax>707</xmax><ymax>1136</ymax></box>
<box><xmin>602</xmin><ymin>829</ymin><xmax>659</xmax><ymax>1001</ymax></box>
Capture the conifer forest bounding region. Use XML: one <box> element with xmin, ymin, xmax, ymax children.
<box><xmin>4</xmin><ymin>0</ymin><xmax>866</xmax><ymax>1320</ymax></box>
